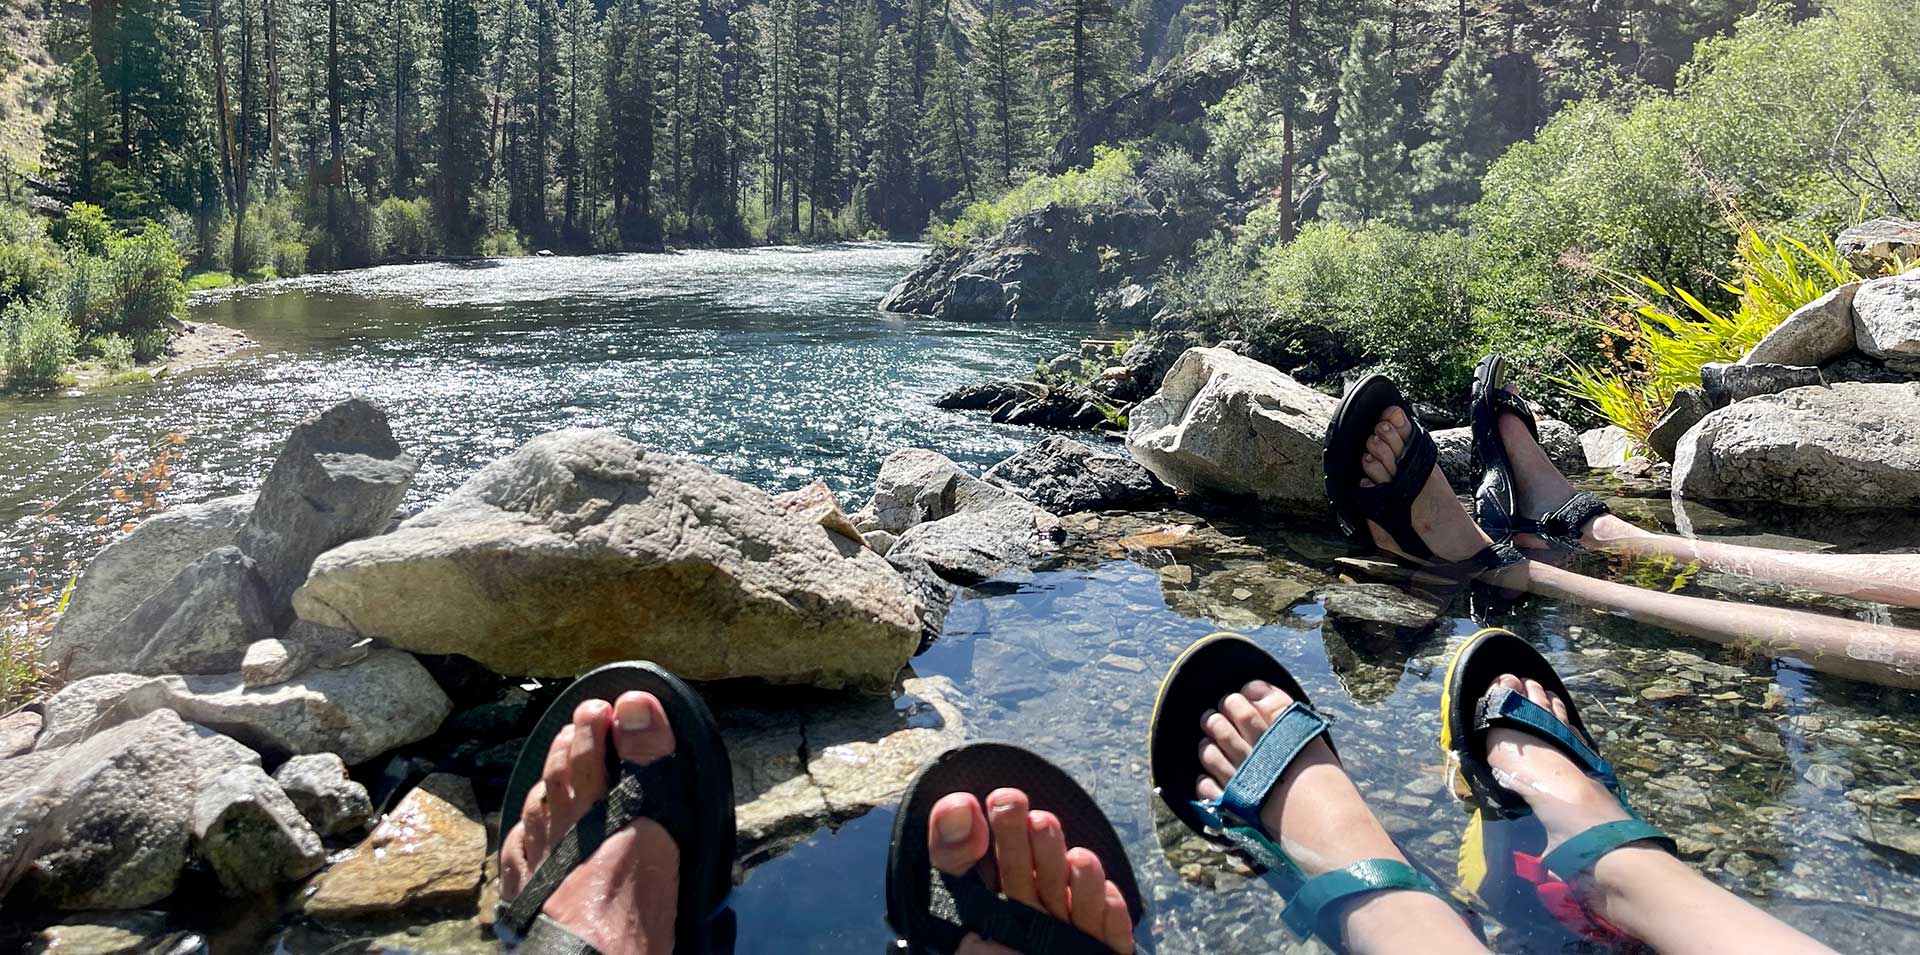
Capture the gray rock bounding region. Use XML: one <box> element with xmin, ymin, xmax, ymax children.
<box><xmin>1743</xmin><ymin>281</ymin><xmax>1860</xmax><ymax>366</ymax></box>
<box><xmin>284</xmin><ymin>620</ymin><xmax>371</xmax><ymax>669</ymax></box>
<box><xmin>27</xmin><ymin>911</ymin><xmax>205</xmax><ymax>955</ymax></box>
<box><xmin>190</xmin><ymin>764</ymin><xmax>325</xmax><ymax>894</ymax></box>
<box><xmin>0</xmin><ymin>711</ymin><xmax>203</xmax><ymax>908</ymax></box>
<box><xmin>941</xmin><ymin>273</ymin><xmax>1011</xmax><ymax>322</ymax></box>
<box><xmin>1</xmin><ymin>710</ymin><xmax>41</xmax><ymax>757</ymax></box>
<box><xmin>1320</xmin><ymin>584</ymin><xmax>1442</xmax><ymax>631</ymax></box>
<box><xmin>1118</xmin><ymin>330</ymin><xmax>1204</xmax><ymax>401</ymax></box>
<box><xmin>1837</xmin><ymin>217</ymin><xmax>1920</xmax><ymax>274</ymax></box>
<box><xmin>66</xmin><ymin>547</ymin><xmax>273</xmax><ymax>680</ymax></box>
<box><xmin>1673</xmin><ymin>382</ymin><xmax>1920</xmax><ymax>509</ymax></box>
<box><xmin>1126</xmin><ymin>348</ymin><xmax>1339</xmax><ymax>515</ymax></box>
<box><xmin>37</xmin><ymin>651</ymin><xmax>448</xmax><ymax>765</ymax></box>
<box><xmin>293</xmin><ymin>430</ymin><xmax>921</xmax><ymax>692</ymax></box>
<box><xmin>1853</xmin><ymin>271</ymin><xmax>1920</xmax><ymax>365</ymax></box>
<box><xmin>1044</xmin><ymin>353</ymin><xmax>1081</xmax><ymax>377</ymax></box>
<box><xmin>852</xmin><ymin>447</ymin><xmax>1031</xmax><ymax>535</ymax></box>
<box><xmin>1431</xmin><ymin>427</ymin><xmax>1474</xmax><ymax>486</ymax></box>
<box><xmin>1648</xmin><ymin>387</ymin><xmax>1712</xmax><ymax>462</ymax></box>
<box><xmin>272</xmin><ymin>753</ymin><xmax>373</xmax><ymax>835</ymax></box>
<box><xmin>983</xmin><ymin>436</ymin><xmax>1170</xmax><ymax>514</ymax></box>
<box><xmin>864</xmin><ymin>529</ymin><xmax>899</xmax><ymax>557</ymax></box>
<box><xmin>240</xmin><ymin>638</ymin><xmax>308</xmax><ymax>688</ymax></box>
<box><xmin>1580</xmin><ymin>425</ymin><xmax>1635</xmax><ymax>468</ymax></box>
<box><xmin>1095</xmin><ymin>283</ymin><xmax>1155</xmax><ymax>323</ymax></box>
<box><xmin>889</xmin><ymin>496</ymin><xmax>1064</xmax><ymax>587</ymax></box>
<box><xmin>1823</xmin><ymin>353</ymin><xmax>1913</xmax><ymax>385</ymax></box>
<box><xmin>236</xmin><ymin>397</ymin><xmax>418</xmax><ymax>621</ymax></box>
<box><xmin>1535</xmin><ymin>418</ymin><xmax>1588</xmax><ymax>474</ymax></box>
<box><xmin>46</xmin><ymin>494</ymin><xmax>255</xmax><ymax>675</ymax></box>
<box><xmin>1700</xmin><ymin>362</ymin><xmax>1825</xmax><ymax>407</ymax></box>
<box><xmin>886</xmin><ymin>553</ymin><xmax>958</xmax><ymax>651</ymax></box>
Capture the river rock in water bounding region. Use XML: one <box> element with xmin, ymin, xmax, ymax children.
<box><xmin>45</xmin><ymin>493</ymin><xmax>255</xmax><ymax>675</ymax></box>
<box><xmin>294</xmin><ymin>429</ymin><xmax>922</xmax><ymax>691</ymax></box>
<box><xmin>983</xmin><ymin>436</ymin><xmax>1170</xmax><ymax>514</ymax></box>
<box><xmin>889</xmin><ymin>496</ymin><xmax>1064</xmax><ymax>587</ymax></box>
<box><xmin>1672</xmin><ymin>382</ymin><xmax>1920</xmax><ymax>509</ymax></box>
<box><xmin>237</xmin><ymin>397</ymin><xmax>418</xmax><ymax>621</ymax></box>
<box><xmin>300</xmin><ymin>773</ymin><xmax>486</xmax><ymax>919</ymax></box>
<box><xmin>1125</xmin><ymin>348</ymin><xmax>1338</xmax><ymax>514</ymax></box>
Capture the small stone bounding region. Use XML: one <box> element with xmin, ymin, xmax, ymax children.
<box><xmin>300</xmin><ymin>773</ymin><xmax>486</xmax><ymax>919</ymax></box>
<box><xmin>273</xmin><ymin>753</ymin><xmax>374</xmax><ymax>836</ymax></box>
<box><xmin>1158</xmin><ymin>565</ymin><xmax>1193</xmax><ymax>585</ymax></box>
<box><xmin>1099</xmin><ymin>654</ymin><xmax>1147</xmax><ymax>674</ymax></box>
<box><xmin>1802</xmin><ymin>764</ymin><xmax>1854</xmax><ymax>790</ymax></box>
<box><xmin>0</xmin><ymin>710</ymin><xmax>42</xmax><ymax>757</ymax></box>
<box><xmin>191</xmin><ymin>764</ymin><xmax>326</xmax><ymax>895</ymax></box>
<box><xmin>1641</xmin><ymin>681</ymin><xmax>1691</xmax><ymax>701</ymax></box>
<box><xmin>1674</xmin><ymin>836</ymin><xmax>1714</xmax><ymax>858</ymax></box>
<box><xmin>241</xmin><ymin>638</ymin><xmax>307</xmax><ymax>688</ymax></box>
<box><xmin>1230</xmin><ymin>587</ymin><xmax>1253</xmax><ymax>600</ymax></box>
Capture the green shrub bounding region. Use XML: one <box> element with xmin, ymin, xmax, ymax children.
<box><xmin>131</xmin><ymin>326</ymin><xmax>171</xmax><ymax>363</ymax></box>
<box><xmin>52</xmin><ymin>203</ymin><xmax>113</xmax><ymax>257</ymax></box>
<box><xmin>929</xmin><ymin>145</ymin><xmax>1141</xmax><ymax>248</ymax></box>
<box><xmin>375</xmin><ymin>197</ymin><xmax>433</xmax><ymax>260</ymax></box>
<box><xmin>216</xmin><ymin>217</ymin><xmax>273</xmax><ymax>276</ymax></box>
<box><xmin>94</xmin><ymin>332</ymin><xmax>135</xmax><ymax>370</ymax></box>
<box><xmin>1</xmin><ymin>298</ymin><xmax>78</xmax><ymax>392</ymax></box>
<box><xmin>0</xmin><ymin>205</ymin><xmax>65</xmax><ymax>313</ymax></box>
<box><xmin>272</xmin><ymin>239</ymin><xmax>310</xmax><ymax>278</ymax></box>
<box><xmin>479</xmin><ymin>230</ymin><xmax>526</xmax><ymax>257</ymax></box>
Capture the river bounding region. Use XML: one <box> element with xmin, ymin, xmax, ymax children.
<box><xmin>4</xmin><ymin>244</ymin><xmax>1920</xmax><ymax>953</ymax></box>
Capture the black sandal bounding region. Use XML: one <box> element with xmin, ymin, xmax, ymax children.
<box><xmin>1470</xmin><ymin>355</ymin><xmax>1611</xmax><ymax>550</ymax></box>
<box><xmin>1324</xmin><ymin>373</ymin><xmax>1523</xmax><ymax>575</ymax></box>
<box><xmin>495</xmin><ymin>662</ymin><xmax>736</xmax><ymax>955</ymax></box>
<box><xmin>887</xmin><ymin>742</ymin><xmax>1149</xmax><ymax>954</ymax></box>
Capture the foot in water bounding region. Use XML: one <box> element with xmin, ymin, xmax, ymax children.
<box><xmin>1195</xmin><ymin>680</ymin><xmax>1483</xmax><ymax>952</ymax></box>
<box><xmin>928</xmin><ymin>788</ymin><xmax>1136</xmax><ymax>954</ymax></box>
<box><xmin>1491</xmin><ymin>386</ymin><xmax>1642</xmax><ymax>549</ymax></box>
<box><xmin>499</xmin><ymin>694</ymin><xmax>680</xmax><ymax>955</ymax></box>
<box><xmin>1358</xmin><ymin>405</ymin><xmax>1504</xmax><ymax>564</ymax></box>
<box><xmin>1479</xmin><ymin>674</ymin><xmax>1632</xmax><ymax>857</ymax></box>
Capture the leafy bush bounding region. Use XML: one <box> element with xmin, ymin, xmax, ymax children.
<box><xmin>216</xmin><ymin>217</ymin><xmax>274</xmax><ymax>276</ymax></box>
<box><xmin>0</xmin><ymin>205</ymin><xmax>65</xmax><ymax>313</ymax></box>
<box><xmin>93</xmin><ymin>332</ymin><xmax>135</xmax><ymax>371</ymax></box>
<box><xmin>52</xmin><ymin>203</ymin><xmax>113</xmax><ymax>257</ymax></box>
<box><xmin>1139</xmin><ymin>148</ymin><xmax>1212</xmax><ymax>212</ymax></box>
<box><xmin>1</xmin><ymin>298</ymin><xmax>77</xmax><ymax>392</ymax></box>
<box><xmin>272</xmin><ymin>239</ymin><xmax>310</xmax><ymax>278</ymax></box>
<box><xmin>64</xmin><ymin>224</ymin><xmax>185</xmax><ymax>348</ymax></box>
<box><xmin>375</xmin><ymin>197</ymin><xmax>433</xmax><ymax>260</ymax></box>
<box><xmin>480</xmin><ymin>230</ymin><xmax>526</xmax><ymax>257</ymax></box>
<box><xmin>929</xmin><ymin>145</ymin><xmax>1141</xmax><ymax>248</ymax></box>
<box><xmin>132</xmin><ymin>326</ymin><xmax>171</xmax><ymax>363</ymax></box>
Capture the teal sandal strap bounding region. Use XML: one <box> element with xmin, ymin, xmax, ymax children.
<box><xmin>1476</xmin><ymin>687</ymin><xmax>1620</xmax><ymax>790</ymax></box>
<box><xmin>1281</xmin><ymin>858</ymin><xmax>1450</xmax><ymax>942</ymax></box>
<box><xmin>1542</xmin><ymin>819</ymin><xmax>1676</xmax><ymax>882</ymax></box>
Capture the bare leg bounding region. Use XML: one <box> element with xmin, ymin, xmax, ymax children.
<box><xmin>1196</xmin><ymin>680</ymin><xmax>1490</xmax><ymax>955</ymax></box>
<box><xmin>1484</xmin><ymin>675</ymin><xmax>1836</xmax><ymax>955</ymax></box>
<box><xmin>1494</xmin><ymin>388</ymin><xmax>1920</xmax><ymax>609</ymax></box>
<box><xmin>1360</xmin><ymin>408</ymin><xmax>1920</xmax><ymax>691</ymax></box>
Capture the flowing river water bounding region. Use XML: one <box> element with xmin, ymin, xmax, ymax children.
<box><xmin>4</xmin><ymin>244</ymin><xmax>1920</xmax><ymax>953</ymax></box>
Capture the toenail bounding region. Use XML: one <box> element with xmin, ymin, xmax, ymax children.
<box><xmin>936</xmin><ymin>809</ymin><xmax>973</xmax><ymax>844</ymax></box>
<box><xmin>618</xmin><ymin>704</ymin><xmax>653</xmax><ymax>732</ymax></box>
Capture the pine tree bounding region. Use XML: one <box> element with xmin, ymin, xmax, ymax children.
<box><xmin>974</xmin><ymin>0</ymin><xmax>1033</xmax><ymax>187</ymax></box>
<box><xmin>719</xmin><ymin>3</ymin><xmax>763</xmax><ymax>232</ymax></box>
<box><xmin>601</xmin><ymin>0</ymin><xmax>658</xmax><ymax>246</ymax></box>
<box><xmin>45</xmin><ymin>50</ymin><xmax>122</xmax><ymax>205</ymax></box>
<box><xmin>557</xmin><ymin>0</ymin><xmax>598</xmax><ymax>244</ymax></box>
<box><xmin>860</xmin><ymin>32</ymin><xmax>917</xmax><ymax>233</ymax></box>
<box><xmin>918</xmin><ymin>33</ymin><xmax>978</xmax><ymax>203</ymax></box>
<box><xmin>433</xmin><ymin>0</ymin><xmax>490</xmax><ymax>249</ymax></box>
<box><xmin>654</xmin><ymin>0</ymin><xmax>700</xmax><ymax>219</ymax></box>
<box><xmin>1320</xmin><ymin>21</ymin><xmax>1408</xmax><ymax>226</ymax></box>
<box><xmin>1035</xmin><ymin>0</ymin><xmax>1138</xmax><ymax>131</ymax></box>
<box><xmin>1410</xmin><ymin>39</ymin><xmax>1499</xmax><ymax>230</ymax></box>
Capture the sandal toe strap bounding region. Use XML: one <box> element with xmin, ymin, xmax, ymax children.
<box><xmin>1198</xmin><ymin>702</ymin><xmax>1332</xmax><ymax>832</ymax></box>
<box><xmin>933</xmin><ymin>869</ymin><xmax>1116</xmax><ymax>955</ymax></box>
<box><xmin>1352</xmin><ymin>425</ymin><xmax>1440</xmax><ymax>561</ymax></box>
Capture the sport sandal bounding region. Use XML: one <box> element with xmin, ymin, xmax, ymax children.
<box><xmin>1469</xmin><ymin>354</ymin><xmax>1611</xmax><ymax>551</ymax></box>
<box><xmin>495</xmin><ymin>662</ymin><xmax>737</xmax><ymax>955</ymax></box>
<box><xmin>1440</xmin><ymin>627</ymin><xmax>1676</xmax><ymax>945</ymax></box>
<box><xmin>1150</xmin><ymin>633</ymin><xmax>1474</xmax><ymax>950</ymax></box>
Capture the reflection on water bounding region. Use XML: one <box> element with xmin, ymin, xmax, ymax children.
<box><xmin>6</xmin><ymin>245</ymin><xmax>1920</xmax><ymax>953</ymax></box>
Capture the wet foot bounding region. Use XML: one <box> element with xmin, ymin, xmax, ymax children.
<box><xmin>1480</xmin><ymin>674</ymin><xmax>1630</xmax><ymax>858</ymax></box>
<box><xmin>1359</xmin><ymin>406</ymin><xmax>1500</xmax><ymax>563</ymax></box>
<box><xmin>927</xmin><ymin>788</ymin><xmax>1136</xmax><ymax>954</ymax></box>
<box><xmin>499</xmin><ymin>694</ymin><xmax>681</xmax><ymax>955</ymax></box>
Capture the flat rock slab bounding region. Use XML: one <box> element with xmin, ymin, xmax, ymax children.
<box><xmin>294</xmin><ymin>430</ymin><xmax>921</xmax><ymax>692</ymax></box>
<box><xmin>1320</xmin><ymin>583</ymin><xmax>1444</xmax><ymax>632</ymax></box>
<box><xmin>26</xmin><ymin>911</ymin><xmax>203</xmax><ymax>955</ymax></box>
<box><xmin>983</xmin><ymin>435</ymin><xmax>1170</xmax><ymax>515</ymax></box>
<box><xmin>300</xmin><ymin>773</ymin><xmax>486</xmax><ymax>919</ymax></box>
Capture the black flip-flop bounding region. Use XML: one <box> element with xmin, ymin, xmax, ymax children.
<box><xmin>496</xmin><ymin>662</ymin><xmax>736</xmax><ymax>955</ymax></box>
<box><xmin>1470</xmin><ymin>354</ymin><xmax>1611</xmax><ymax>550</ymax></box>
<box><xmin>1324</xmin><ymin>373</ymin><xmax>1522</xmax><ymax>575</ymax></box>
<box><xmin>1440</xmin><ymin>628</ymin><xmax>1675</xmax><ymax>946</ymax></box>
<box><xmin>1149</xmin><ymin>633</ymin><xmax>1474</xmax><ymax>951</ymax></box>
<box><xmin>887</xmin><ymin>742</ymin><xmax>1149</xmax><ymax>954</ymax></box>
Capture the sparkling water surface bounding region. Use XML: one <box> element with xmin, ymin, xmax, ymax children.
<box><xmin>4</xmin><ymin>244</ymin><xmax>1919</xmax><ymax>954</ymax></box>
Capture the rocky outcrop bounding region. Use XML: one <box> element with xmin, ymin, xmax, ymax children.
<box><xmin>1837</xmin><ymin>217</ymin><xmax>1920</xmax><ymax>274</ymax></box>
<box><xmin>983</xmin><ymin>436</ymin><xmax>1170</xmax><ymax>514</ymax></box>
<box><xmin>1672</xmin><ymin>382</ymin><xmax>1920</xmax><ymax>509</ymax></box>
<box><xmin>1852</xmin><ymin>271</ymin><xmax>1920</xmax><ymax>367</ymax></box>
<box><xmin>300</xmin><ymin>774</ymin><xmax>485</xmax><ymax>919</ymax></box>
<box><xmin>191</xmin><ymin>764</ymin><xmax>326</xmax><ymax>895</ymax></box>
<box><xmin>1048</xmin><ymin>43</ymin><xmax>1241</xmax><ymax>173</ymax></box>
<box><xmin>1125</xmin><ymin>348</ymin><xmax>1339</xmax><ymax>514</ymax></box>
<box><xmin>237</xmin><ymin>397</ymin><xmax>418</xmax><ymax>620</ymax></box>
<box><xmin>293</xmin><ymin>430</ymin><xmax>922</xmax><ymax>691</ymax></box>
<box><xmin>46</xmin><ymin>494</ymin><xmax>255</xmax><ymax>675</ymax></box>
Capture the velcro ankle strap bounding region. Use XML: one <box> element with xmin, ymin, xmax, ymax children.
<box><xmin>1281</xmin><ymin>858</ymin><xmax>1447</xmax><ymax>942</ymax></box>
<box><xmin>1542</xmin><ymin>819</ymin><xmax>1675</xmax><ymax>882</ymax></box>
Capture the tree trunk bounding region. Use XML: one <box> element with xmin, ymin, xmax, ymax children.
<box><xmin>1278</xmin><ymin>0</ymin><xmax>1299</xmax><ymax>243</ymax></box>
<box><xmin>327</xmin><ymin>0</ymin><xmax>343</xmax><ymax>239</ymax></box>
<box><xmin>209</xmin><ymin>0</ymin><xmax>241</xmax><ymax>273</ymax></box>
<box><xmin>265</xmin><ymin>0</ymin><xmax>280</xmax><ymax>187</ymax></box>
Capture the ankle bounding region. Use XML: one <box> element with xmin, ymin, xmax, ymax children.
<box><xmin>1577</xmin><ymin>843</ymin><xmax>1696</xmax><ymax>936</ymax></box>
<box><xmin>1340</xmin><ymin>889</ymin><xmax>1486</xmax><ymax>955</ymax></box>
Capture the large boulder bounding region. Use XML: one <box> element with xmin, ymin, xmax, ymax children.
<box><xmin>1837</xmin><ymin>217</ymin><xmax>1920</xmax><ymax>274</ymax></box>
<box><xmin>293</xmin><ymin>430</ymin><xmax>921</xmax><ymax>691</ymax></box>
<box><xmin>983</xmin><ymin>436</ymin><xmax>1170</xmax><ymax>514</ymax></box>
<box><xmin>70</xmin><ymin>546</ymin><xmax>273</xmax><ymax>680</ymax></box>
<box><xmin>34</xmin><ymin>651</ymin><xmax>450</xmax><ymax>765</ymax></box>
<box><xmin>1672</xmin><ymin>382</ymin><xmax>1920</xmax><ymax>509</ymax></box>
<box><xmin>236</xmin><ymin>397</ymin><xmax>418</xmax><ymax>620</ymax></box>
<box><xmin>0</xmin><ymin>710</ymin><xmax>251</xmax><ymax>909</ymax></box>
<box><xmin>942</xmin><ymin>273</ymin><xmax>1012</xmax><ymax>321</ymax></box>
<box><xmin>45</xmin><ymin>494</ymin><xmax>255</xmax><ymax>675</ymax></box>
<box><xmin>191</xmin><ymin>764</ymin><xmax>326</xmax><ymax>895</ymax></box>
<box><xmin>888</xmin><ymin>498</ymin><xmax>1064</xmax><ymax>587</ymax></box>
<box><xmin>299</xmin><ymin>773</ymin><xmax>485</xmax><ymax>919</ymax></box>
<box><xmin>1852</xmin><ymin>271</ymin><xmax>1920</xmax><ymax>367</ymax></box>
<box><xmin>1742</xmin><ymin>281</ymin><xmax>1860</xmax><ymax>367</ymax></box>
<box><xmin>1124</xmin><ymin>348</ymin><xmax>1338</xmax><ymax>514</ymax></box>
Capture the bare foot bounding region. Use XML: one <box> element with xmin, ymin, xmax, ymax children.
<box><xmin>927</xmin><ymin>788</ymin><xmax>1136</xmax><ymax>954</ymax></box>
<box><xmin>1480</xmin><ymin>674</ymin><xmax>1630</xmax><ymax>857</ymax></box>
<box><xmin>1359</xmin><ymin>406</ymin><xmax>1503</xmax><ymax>563</ymax></box>
<box><xmin>499</xmin><ymin>693</ymin><xmax>681</xmax><ymax>955</ymax></box>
